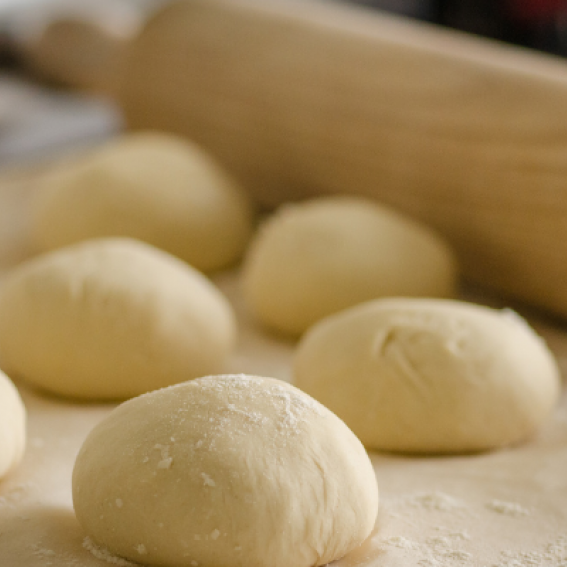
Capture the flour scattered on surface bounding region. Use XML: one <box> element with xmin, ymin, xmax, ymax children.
<box><xmin>134</xmin><ymin>544</ymin><xmax>147</xmax><ymax>555</ymax></box>
<box><xmin>426</xmin><ymin>531</ymin><xmax>471</xmax><ymax>565</ymax></box>
<box><xmin>485</xmin><ymin>500</ymin><xmax>529</xmax><ymax>517</ymax></box>
<box><xmin>493</xmin><ymin>536</ymin><xmax>567</xmax><ymax>567</ymax></box>
<box><xmin>210</xmin><ymin>529</ymin><xmax>220</xmax><ymax>540</ymax></box>
<box><xmin>402</xmin><ymin>491</ymin><xmax>466</xmax><ymax>512</ymax></box>
<box><xmin>378</xmin><ymin>486</ymin><xmax>560</xmax><ymax>567</ymax></box>
<box><xmin>115</xmin><ymin>498</ymin><xmax>123</xmax><ymax>508</ymax></box>
<box><xmin>380</xmin><ymin>529</ymin><xmax>473</xmax><ymax>566</ymax></box>
<box><xmin>381</xmin><ymin>536</ymin><xmax>420</xmax><ymax>550</ymax></box>
<box><xmin>29</xmin><ymin>544</ymin><xmax>57</xmax><ymax>567</ymax></box>
<box><xmin>380</xmin><ymin>526</ymin><xmax>567</xmax><ymax>567</ymax></box>
<box><xmin>380</xmin><ymin>492</ymin><xmax>472</xmax><ymax>565</ymax></box>
<box><xmin>30</xmin><ymin>541</ymin><xmax>87</xmax><ymax>567</ymax></box>
<box><xmin>30</xmin><ymin>544</ymin><xmax>55</xmax><ymax>558</ymax></box>
<box><xmin>83</xmin><ymin>537</ymin><xmax>139</xmax><ymax>566</ymax></box>
<box><xmin>0</xmin><ymin>482</ymin><xmax>37</xmax><ymax>508</ymax></box>
<box><xmin>423</xmin><ymin>534</ymin><xmax>472</xmax><ymax>565</ymax></box>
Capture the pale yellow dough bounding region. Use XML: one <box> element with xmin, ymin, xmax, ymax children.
<box><xmin>242</xmin><ymin>196</ymin><xmax>456</xmax><ymax>336</ymax></box>
<box><xmin>0</xmin><ymin>371</ymin><xmax>26</xmax><ymax>480</ymax></box>
<box><xmin>0</xmin><ymin>238</ymin><xmax>236</xmax><ymax>400</ymax></box>
<box><xmin>294</xmin><ymin>298</ymin><xmax>561</xmax><ymax>453</ymax></box>
<box><xmin>72</xmin><ymin>374</ymin><xmax>379</xmax><ymax>567</ymax></box>
<box><xmin>31</xmin><ymin>131</ymin><xmax>254</xmax><ymax>272</ymax></box>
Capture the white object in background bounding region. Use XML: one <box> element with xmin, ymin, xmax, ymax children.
<box><xmin>0</xmin><ymin>75</ymin><xmax>122</xmax><ymax>167</ymax></box>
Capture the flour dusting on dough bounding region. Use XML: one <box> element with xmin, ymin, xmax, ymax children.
<box><xmin>187</xmin><ymin>374</ymin><xmax>323</xmax><ymax>438</ymax></box>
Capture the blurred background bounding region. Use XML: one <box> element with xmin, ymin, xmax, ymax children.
<box><xmin>1</xmin><ymin>0</ymin><xmax>567</xmax><ymax>166</ymax></box>
<box><xmin>364</xmin><ymin>0</ymin><xmax>567</xmax><ymax>56</ymax></box>
<box><xmin>2</xmin><ymin>0</ymin><xmax>567</xmax><ymax>56</ymax></box>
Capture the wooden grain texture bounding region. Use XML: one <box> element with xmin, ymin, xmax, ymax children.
<box><xmin>117</xmin><ymin>0</ymin><xmax>567</xmax><ymax>320</ymax></box>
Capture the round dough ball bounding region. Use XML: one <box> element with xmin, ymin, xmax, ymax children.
<box><xmin>242</xmin><ymin>196</ymin><xmax>456</xmax><ymax>336</ymax></box>
<box><xmin>31</xmin><ymin>131</ymin><xmax>254</xmax><ymax>272</ymax></box>
<box><xmin>293</xmin><ymin>298</ymin><xmax>561</xmax><ymax>454</ymax></box>
<box><xmin>0</xmin><ymin>238</ymin><xmax>236</xmax><ymax>400</ymax></box>
<box><xmin>72</xmin><ymin>374</ymin><xmax>378</xmax><ymax>567</ymax></box>
<box><xmin>0</xmin><ymin>371</ymin><xmax>26</xmax><ymax>480</ymax></box>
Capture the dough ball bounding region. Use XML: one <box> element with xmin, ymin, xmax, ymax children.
<box><xmin>242</xmin><ymin>196</ymin><xmax>456</xmax><ymax>336</ymax></box>
<box><xmin>0</xmin><ymin>371</ymin><xmax>26</xmax><ymax>480</ymax></box>
<box><xmin>293</xmin><ymin>298</ymin><xmax>561</xmax><ymax>454</ymax></box>
<box><xmin>31</xmin><ymin>131</ymin><xmax>254</xmax><ymax>272</ymax></box>
<box><xmin>0</xmin><ymin>238</ymin><xmax>236</xmax><ymax>400</ymax></box>
<box><xmin>72</xmin><ymin>374</ymin><xmax>378</xmax><ymax>567</ymax></box>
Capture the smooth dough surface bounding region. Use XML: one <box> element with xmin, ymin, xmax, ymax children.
<box><xmin>0</xmin><ymin>238</ymin><xmax>236</xmax><ymax>400</ymax></box>
<box><xmin>31</xmin><ymin>131</ymin><xmax>254</xmax><ymax>272</ymax></box>
<box><xmin>294</xmin><ymin>298</ymin><xmax>561</xmax><ymax>453</ymax></box>
<box><xmin>72</xmin><ymin>374</ymin><xmax>379</xmax><ymax>567</ymax></box>
<box><xmin>242</xmin><ymin>196</ymin><xmax>456</xmax><ymax>336</ymax></box>
<box><xmin>0</xmin><ymin>371</ymin><xmax>26</xmax><ymax>480</ymax></box>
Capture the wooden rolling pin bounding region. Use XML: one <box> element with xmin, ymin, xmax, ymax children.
<box><xmin>18</xmin><ymin>0</ymin><xmax>567</xmax><ymax>320</ymax></box>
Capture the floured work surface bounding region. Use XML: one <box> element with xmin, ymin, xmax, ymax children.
<box><xmin>0</xmin><ymin>169</ymin><xmax>567</xmax><ymax>567</ymax></box>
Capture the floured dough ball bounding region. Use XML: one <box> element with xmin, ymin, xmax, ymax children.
<box><xmin>0</xmin><ymin>238</ymin><xmax>236</xmax><ymax>400</ymax></box>
<box><xmin>242</xmin><ymin>196</ymin><xmax>456</xmax><ymax>336</ymax></box>
<box><xmin>31</xmin><ymin>131</ymin><xmax>254</xmax><ymax>272</ymax></box>
<box><xmin>0</xmin><ymin>371</ymin><xmax>26</xmax><ymax>480</ymax></box>
<box><xmin>73</xmin><ymin>374</ymin><xmax>378</xmax><ymax>567</ymax></box>
<box><xmin>294</xmin><ymin>298</ymin><xmax>561</xmax><ymax>454</ymax></box>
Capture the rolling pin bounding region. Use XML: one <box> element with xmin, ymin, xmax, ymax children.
<box><xmin>18</xmin><ymin>0</ymin><xmax>567</xmax><ymax>320</ymax></box>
